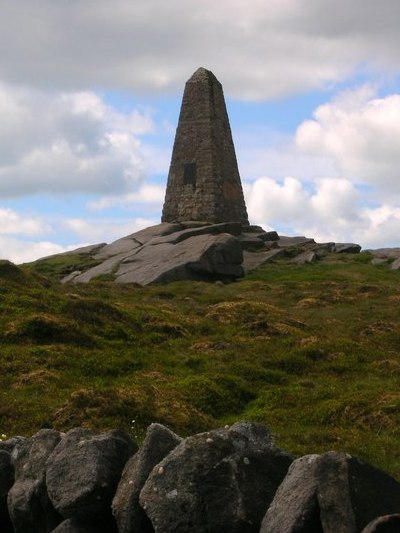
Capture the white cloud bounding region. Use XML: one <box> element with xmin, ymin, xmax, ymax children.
<box><xmin>245</xmin><ymin>175</ymin><xmax>400</xmax><ymax>248</ymax></box>
<box><xmin>0</xmin><ymin>207</ymin><xmax>51</xmax><ymax>236</ymax></box>
<box><xmin>63</xmin><ymin>217</ymin><xmax>156</xmax><ymax>243</ymax></box>
<box><xmin>358</xmin><ymin>205</ymin><xmax>400</xmax><ymax>249</ymax></box>
<box><xmin>0</xmin><ymin>236</ymin><xmax>68</xmax><ymax>264</ymax></box>
<box><xmin>296</xmin><ymin>86</ymin><xmax>400</xmax><ymax>199</ymax></box>
<box><xmin>0</xmin><ymin>83</ymin><xmax>152</xmax><ymax>197</ymax></box>
<box><xmin>0</xmin><ymin>1</ymin><xmax>399</xmax><ymax>99</ymax></box>
<box><xmin>88</xmin><ymin>183</ymin><xmax>165</xmax><ymax>211</ymax></box>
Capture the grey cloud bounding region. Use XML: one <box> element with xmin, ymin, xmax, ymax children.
<box><xmin>0</xmin><ymin>83</ymin><xmax>149</xmax><ymax>196</ymax></box>
<box><xmin>0</xmin><ymin>0</ymin><xmax>400</xmax><ymax>99</ymax></box>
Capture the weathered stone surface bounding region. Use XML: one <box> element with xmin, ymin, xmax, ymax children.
<box><xmin>150</xmin><ymin>222</ymin><xmax>242</xmax><ymax>245</ymax></box>
<box><xmin>261</xmin><ymin>451</ymin><xmax>400</xmax><ymax>533</ymax></box>
<box><xmin>242</xmin><ymin>248</ymin><xmax>287</xmax><ymax>273</ymax></box>
<box><xmin>390</xmin><ymin>257</ymin><xmax>400</xmax><ymax>270</ymax></box>
<box><xmin>277</xmin><ymin>236</ymin><xmax>316</xmax><ymax>247</ymax></box>
<box><xmin>347</xmin><ymin>455</ymin><xmax>400</xmax><ymax>530</ymax></box>
<box><xmin>46</xmin><ymin>428</ymin><xmax>137</xmax><ymax>523</ymax></box>
<box><xmin>140</xmin><ymin>422</ymin><xmax>292</xmax><ymax>533</ymax></box>
<box><xmin>292</xmin><ymin>250</ymin><xmax>317</xmax><ymax>264</ymax></box>
<box><xmin>66</xmin><ymin>251</ymin><xmax>134</xmax><ymax>283</ymax></box>
<box><xmin>316</xmin><ymin>452</ymin><xmax>357</xmax><ymax>533</ymax></box>
<box><xmin>237</xmin><ymin>234</ymin><xmax>267</xmax><ymax>251</ymax></box>
<box><xmin>371</xmin><ymin>258</ymin><xmax>388</xmax><ymax>265</ymax></box>
<box><xmin>51</xmin><ymin>518</ymin><xmax>105</xmax><ymax>533</ymax></box>
<box><xmin>162</xmin><ymin>68</ymin><xmax>249</xmax><ymax>225</ymax></box>
<box><xmin>0</xmin><ymin>450</ymin><xmax>14</xmax><ymax>532</ymax></box>
<box><xmin>94</xmin><ymin>223</ymin><xmax>182</xmax><ymax>259</ymax></box>
<box><xmin>65</xmin><ymin>225</ymin><xmax>247</xmax><ymax>285</ymax></box>
<box><xmin>333</xmin><ymin>243</ymin><xmax>362</xmax><ymax>253</ymax></box>
<box><xmin>367</xmin><ymin>248</ymin><xmax>400</xmax><ymax>259</ymax></box>
<box><xmin>112</xmin><ymin>423</ymin><xmax>182</xmax><ymax>533</ymax></box>
<box><xmin>254</xmin><ymin>229</ymin><xmax>279</xmax><ymax>241</ymax></box>
<box><xmin>7</xmin><ymin>428</ymin><xmax>62</xmax><ymax>533</ymax></box>
<box><xmin>0</xmin><ymin>433</ymin><xmax>27</xmax><ymax>531</ymax></box>
<box><xmin>0</xmin><ymin>436</ymin><xmax>27</xmax><ymax>455</ymax></box>
<box><xmin>361</xmin><ymin>514</ymin><xmax>400</xmax><ymax>532</ymax></box>
<box><xmin>316</xmin><ymin>451</ymin><xmax>400</xmax><ymax>532</ymax></box>
<box><xmin>114</xmin><ymin>233</ymin><xmax>244</xmax><ymax>284</ymax></box>
<box><xmin>260</xmin><ymin>454</ymin><xmax>322</xmax><ymax>533</ymax></box>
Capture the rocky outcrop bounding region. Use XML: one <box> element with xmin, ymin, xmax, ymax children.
<box><xmin>366</xmin><ymin>248</ymin><xmax>400</xmax><ymax>270</ymax></box>
<box><xmin>1</xmin><ymin>422</ymin><xmax>399</xmax><ymax>532</ymax></box>
<box><xmin>49</xmin><ymin>222</ymin><xmax>366</xmax><ymax>286</ymax></box>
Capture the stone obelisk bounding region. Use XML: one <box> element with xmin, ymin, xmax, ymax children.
<box><xmin>161</xmin><ymin>67</ymin><xmax>249</xmax><ymax>225</ymax></box>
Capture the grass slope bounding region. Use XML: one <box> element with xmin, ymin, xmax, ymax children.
<box><xmin>0</xmin><ymin>254</ymin><xmax>399</xmax><ymax>479</ymax></box>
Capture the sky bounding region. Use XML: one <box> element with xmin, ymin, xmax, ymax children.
<box><xmin>1</xmin><ymin>0</ymin><xmax>400</xmax><ymax>263</ymax></box>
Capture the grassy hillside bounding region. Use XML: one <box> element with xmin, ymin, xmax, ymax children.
<box><xmin>1</xmin><ymin>253</ymin><xmax>399</xmax><ymax>479</ymax></box>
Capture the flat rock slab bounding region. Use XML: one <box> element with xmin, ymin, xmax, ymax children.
<box><xmin>114</xmin><ymin>233</ymin><xmax>244</xmax><ymax>284</ymax></box>
<box><xmin>94</xmin><ymin>223</ymin><xmax>182</xmax><ymax>259</ymax></box>
<box><xmin>277</xmin><ymin>236</ymin><xmax>316</xmax><ymax>247</ymax></box>
<box><xmin>51</xmin><ymin>221</ymin><xmax>371</xmax><ymax>285</ymax></box>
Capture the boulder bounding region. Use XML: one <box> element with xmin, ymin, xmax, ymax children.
<box><xmin>371</xmin><ymin>258</ymin><xmax>388</xmax><ymax>266</ymax></box>
<box><xmin>316</xmin><ymin>451</ymin><xmax>357</xmax><ymax>532</ymax></box>
<box><xmin>262</xmin><ymin>451</ymin><xmax>400</xmax><ymax>533</ymax></box>
<box><xmin>390</xmin><ymin>257</ymin><xmax>400</xmax><ymax>270</ymax></box>
<box><xmin>361</xmin><ymin>514</ymin><xmax>400</xmax><ymax>532</ymax></box>
<box><xmin>242</xmin><ymin>248</ymin><xmax>287</xmax><ymax>273</ymax></box>
<box><xmin>292</xmin><ymin>251</ymin><xmax>317</xmax><ymax>265</ymax></box>
<box><xmin>333</xmin><ymin>243</ymin><xmax>361</xmax><ymax>253</ymax></box>
<box><xmin>0</xmin><ymin>436</ymin><xmax>27</xmax><ymax>455</ymax></box>
<box><xmin>7</xmin><ymin>428</ymin><xmax>62</xmax><ymax>533</ymax></box>
<box><xmin>139</xmin><ymin>422</ymin><xmax>292</xmax><ymax>533</ymax></box>
<box><xmin>112</xmin><ymin>423</ymin><xmax>182</xmax><ymax>533</ymax></box>
<box><xmin>277</xmin><ymin>236</ymin><xmax>315</xmax><ymax>247</ymax></box>
<box><xmin>0</xmin><ymin>450</ymin><xmax>14</xmax><ymax>532</ymax></box>
<box><xmin>317</xmin><ymin>451</ymin><xmax>400</xmax><ymax>532</ymax></box>
<box><xmin>51</xmin><ymin>518</ymin><xmax>104</xmax><ymax>533</ymax></box>
<box><xmin>237</xmin><ymin>234</ymin><xmax>267</xmax><ymax>251</ymax></box>
<box><xmin>367</xmin><ymin>248</ymin><xmax>400</xmax><ymax>259</ymax></box>
<box><xmin>260</xmin><ymin>454</ymin><xmax>322</xmax><ymax>532</ymax></box>
<box><xmin>114</xmin><ymin>233</ymin><xmax>244</xmax><ymax>284</ymax></box>
<box><xmin>46</xmin><ymin>428</ymin><xmax>137</xmax><ymax>524</ymax></box>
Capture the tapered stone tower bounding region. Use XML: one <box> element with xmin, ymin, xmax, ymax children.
<box><xmin>162</xmin><ymin>67</ymin><xmax>249</xmax><ymax>225</ymax></box>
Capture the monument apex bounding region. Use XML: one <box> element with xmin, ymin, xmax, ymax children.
<box><xmin>161</xmin><ymin>67</ymin><xmax>249</xmax><ymax>225</ymax></box>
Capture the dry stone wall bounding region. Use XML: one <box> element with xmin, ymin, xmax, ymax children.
<box><xmin>1</xmin><ymin>422</ymin><xmax>399</xmax><ymax>532</ymax></box>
